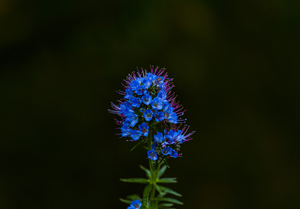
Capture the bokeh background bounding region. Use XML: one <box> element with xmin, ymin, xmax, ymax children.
<box><xmin>0</xmin><ymin>0</ymin><xmax>299</xmax><ymax>209</ymax></box>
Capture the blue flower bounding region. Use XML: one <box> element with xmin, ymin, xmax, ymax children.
<box><xmin>120</xmin><ymin>127</ymin><xmax>131</xmax><ymax>137</ymax></box>
<box><xmin>154</xmin><ymin>111</ymin><xmax>164</xmax><ymax>122</ymax></box>
<box><xmin>136</xmin><ymin>86</ymin><xmax>146</xmax><ymax>96</ymax></box>
<box><xmin>170</xmin><ymin>149</ymin><xmax>180</xmax><ymax>158</ymax></box>
<box><xmin>109</xmin><ymin>66</ymin><xmax>195</xmax><ymax>159</ymax></box>
<box><xmin>147</xmin><ymin>72</ymin><xmax>156</xmax><ymax>82</ymax></box>
<box><xmin>142</xmin><ymin>94</ymin><xmax>152</xmax><ymax>105</ymax></box>
<box><xmin>125</xmin><ymin>88</ymin><xmax>133</xmax><ymax>99</ymax></box>
<box><xmin>122</xmin><ymin>121</ymin><xmax>131</xmax><ymax>128</ymax></box>
<box><xmin>165</xmin><ymin>130</ymin><xmax>180</xmax><ymax>144</ymax></box>
<box><xmin>131</xmin><ymin>97</ymin><xmax>142</xmax><ymax>108</ymax></box>
<box><xmin>128</xmin><ymin>199</ymin><xmax>142</xmax><ymax>209</ymax></box>
<box><xmin>147</xmin><ymin>150</ymin><xmax>158</xmax><ymax>161</ymax></box>
<box><xmin>157</xmin><ymin>90</ymin><xmax>167</xmax><ymax>101</ymax></box>
<box><xmin>120</xmin><ymin>102</ymin><xmax>134</xmax><ymax>116</ymax></box>
<box><xmin>130</xmin><ymin>80</ymin><xmax>140</xmax><ymax>90</ymax></box>
<box><xmin>164</xmin><ymin>108</ymin><xmax>178</xmax><ymax>124</ymax></box>
<box><xmin>161</xmin><ymin>141</ymin><xmax>168</xmax><ymax>148</ymax></box>
<box><xmin>154</xmin><ymin>132</ymin><xmax>164</xmax><ymax>143</ymax></box>
<box><xmin>125</xmin><ymin>114</ymin><xmax>138</xmax><ymax>127</ymax></box>
<box><xmin>151</xmin><ymin>97</ymin><xmax>163</xmax><ymax>110</ymax></box>
<box><xmin>163</xmin><ymin>102</ymin><xmax>171</xmax><ymax>112</ymax></box>
<box><xmin>138</xmin><ymin>122</ymin><xmax>149</xmax><ymax>137</ymax></box>
<box><xmin>142</xmin><ymin>78</ymin><xmax>151</xmax><ymax>89</ymax></box>
<box><xmin>161</xmin><ymin>147</ymin><xmax>172</xmax><ymax>156</ymax></box>
<box><xmin>154</xmin><ymin>76</ymin><xmax>164</xmax><ymax>86</ymax></box>
<box><xmin>152</xmin><ymin>141</ymin><xmax>157</xmax><ymax>150</ymax></box>
<box><xmin>143</xmin><ymin>109</ymin><xmax>153</xmax><ymax>121</ymax></box>
<box><xmin>130</xmin><ymin>130</ymin><xmax>142</xmax><ymax>141</ymax></box>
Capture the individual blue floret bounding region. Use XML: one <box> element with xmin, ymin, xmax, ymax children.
<box><xmin>147</xmin><ymin>150</ymin><xmax>158</xmax><ymax>161</ymax></box>
<box><xmin>121</xmin><ymin>127</ymin><xmax>131</xmax><ymax>137</ymax></box>
<box><xmin>151</xmin><ymin>97</ymin><xmax>163</xmax><ymax>110</ymax></box>
<box><xmin>119</xmin><ymin>102</ymin><xmax>134</xmax><ymax>116</ymax></box>
<box><xmin>138</xmin><ymin>122</ymin><xmax>149</xmax><ymax>137</ymax></box>
<box><xmin>142</xmin><ymin>78</ymin><xmax>151</xmax><ymax>89</ymax></box>
<box><xmin>125</xmin><ymin>113</ymin><xmax>138</xmax><ymax>127</ymax></box>
<box><xmin>130</xmin><ymin>130</ymin><xmax>142</xmax><ymax>141</ymax></box>
<box><xmin>128</xmin><ymin>199</ymin><xmax>142</xmax><ymax>209</ymax></box>
<box><xmin>170</xmin><ymin>149</ymin><xmax>180</xmax><ymax>158</ymax></box>
<box><xmin>131</xmin><ymin>97</ymin><xmax>142</xmax><ymax>108</ymax></box>
<box><xmin>161</xmin><ymin>146</ymin><xmax>172</xmax><ymax>156</ymax></box>
<box><xmin>154</xmin><ymin>132</ymin><xmax>164</xmax><ymax>143</ymax></box>
<box><xmin>143</xmin><ymin>109</ymin><xmax>153</xmax><ymax>121</ymax></box>
<box><xmin>154</xmin><ymin>111</ymin><xmax>165</xmax><ymax>122</ymax></box>
<box><xmin>142</xmin><ymin>93</ymin><xmax>152</xmax><ymax>105</ymax></box>
<box><xmin>136</xmin><ymin>86</ymin><xmax>146</xmax><ymax>96</ymax></box>
<box><xmin>130</xmin><ymin>80</ymin><xmax>140</xmax><ymax>91</ymax></box>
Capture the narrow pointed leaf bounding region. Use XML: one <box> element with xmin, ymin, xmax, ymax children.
<box><xmin>154</xmin><ymin>199</ymin><xmax>158</xmax><ymax>209</ymax></box>
<box><xmin>120</xmin><ymin>178</ymin><xmax>149</xmax><ymax>184</ymax></box>
<box><xmin>156</xmin><ymin>197</ymin><xmax>183</xmax><ymax>205</ymax></box>
<box><xmin>119</xmin><ymin>198</ymin><xmax>132</xmax><ymax>204</ymax></box>
<box><xmin>158</xmin><ymin>203</ymin><xmax>174</xmax><ymax>207</ymax></box>
<box><xmin>157</xmin><ymin>178</ymin><xmax>177</xmax><ymax>183</ymax></box>
<box><xmin>159</xmin><ymin>186</ymin><xmax>182</xmax><ymax>197</ymax></box>
<box><xmin>131</xmin><ymin>141</ymin><xmax>143</xmax><ymax>151</ymax></box>
<box><xmin>142</xmin><ymin>184</ymin><xmax>152</xmax><ymax>207</ymax></box>
<box><xmin>157</xmin><ymin>191</ymin><xmax>167</xmax><ymax>198</ymax></box>
<box><xmin>157</xmin><ymin>165</ymin><xmax>167</xmax><ymax>179</ymax></box>
<box><xmin>139</xmin><ymin>165</ymin><xmax>151</xmax><ymax>178</ymax></box>
<box><xmin>155</xmin><ymin>184</ymin><xmax>163</xmax><ymax>194</ymax></box>
<box><xmin>163</xmin><ymin>159</ymin><xmax>170</xmax><ymax>168</ymax></box>
<box><xmin>126</xmin><ymin>194</ymin><xmax>142</xmax><ymax>201</ymax></box>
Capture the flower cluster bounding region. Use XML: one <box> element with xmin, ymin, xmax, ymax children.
<box><xmin>147</xmin><ymin>125</ymin><xmax>194</xmax><ymax>161</ymax></box>
<box><xmin>127</xmin><ymin>200</ymin><xmax>142</xmax><ymax>209</ymax></box>
<box><xmin>109</xmin><ymin>66</ymin><xmax>194</xmax><ymax>162</ymax></box>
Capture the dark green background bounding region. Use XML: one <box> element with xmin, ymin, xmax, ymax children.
<box><xmin>0</xmin><ymin>0</ymin><xmax>299</xmax><ymax>209</ymax></box>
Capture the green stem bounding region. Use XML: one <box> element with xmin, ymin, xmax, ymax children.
<box><xmin>146</xmin><ymin>128</ymin><xmax>163</xmax><ymax>209</ymax></box>
<box><xmin>147</xmin><ymin>127</ymin><xmax>157</xmax><ymax>208</ymax></box>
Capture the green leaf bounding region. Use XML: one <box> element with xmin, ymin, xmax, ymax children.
<box><xmin>142</xmin><ymin>184</ymin><xmax>152</xmax><ymax>208</ymax></box>
<box><xmin>120</xmin><ymin>178</ymin><xmax>149</xmax><ymax>184</ymax></box>
<box><xmin>154</xmin><ymin>199</ymin><xmax>158</xmax><ymax>209</ymax></box>
<box><xmin>139</xmin><ymin>165</ymin><xmax>151</xmax><ymax>178</ymax></box>
<box><xmin>158</xmin><ymin>203</ymin><xmax>174</xmax><ymax>208</ymax></box>
<box><xmin>157</xmin><ymin>178</ymin><xmax>177</xmax><ymax>183</ymax></box>
<box><xmin>157</xmin><ymin>191</ymin><xmax>167</xmax><ymax>198</ymax></box>
<box><xmin>126</xmin><ymin>194</ymin><xmax>142</xmax><ymax>201</ymax></box>
<box><xmin>155</xmin><ymin>184</ymin><xmax>163</xmax><ymax>194</ymax></box>
<box><xmin>157</xmin><ymin>165</ymin><xmax>167</xmax><ymax>179</ymax></box>
<box><xmin>156</xmin><ymin>197</ymin><xmax>183</xmax><ymax>205</ymax></box>
<box><xmin>159</xmin><ymin>186</ymin><xmax>182</xmax><ymax>197</ymax></box>
<box><xmin>131</xmin><ymin>141</ymin><xmax>144</xmax><ymax>151</ymax></box>
<box><xmin>119</xmin><ymin>198</ymin><xmax>131</xmax><ymax>204</ymax></box>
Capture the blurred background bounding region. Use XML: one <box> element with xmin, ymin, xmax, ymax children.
<box><xmin>0</xmin><ymin>0</ymin><xmax>299</xmax><ymax>208</ymax></box>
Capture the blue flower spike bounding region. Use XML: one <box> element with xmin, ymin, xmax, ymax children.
<box><xmin>109</xmin><ymin>66</ymin><xmax>195</xmax><ymax>208</ymax></box>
